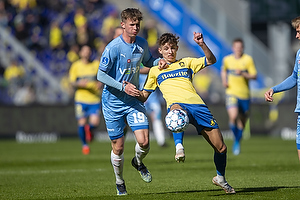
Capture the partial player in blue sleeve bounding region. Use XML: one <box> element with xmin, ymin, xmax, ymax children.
<box><xmin>265</xmin><ymin>16</ymin><xmax>300</xmax><ymax>162</ymax></box>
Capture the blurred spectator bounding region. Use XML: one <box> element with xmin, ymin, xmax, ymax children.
<box><xmin>0</xmin><ymin>0</ymin><xmax>8</xmax><ymax>27</ymax></box>
<box><xmin>0</xmin><ymin>64</ymin><xmax>11</xmax><ymax>104</ymax></box>
<box><xmin>4</xmin><ymin>58</ymin><xmax>26</xmax><ymax>98</ymax></box>
<box><xmin>67</xmin><ymin>44</ymin><xmax>80</xmax><ymax>63</ymax></box>
<box><xmin>142</xmin><ymin>19</ymin><xmax>160</xmax><ymax>57</ymax></box>
<box><xmin>113</xmin><ymin>26</ymin><xmax>123</xmax><ymax>39</ymax></box>
<box><xmin>100</xmin><ymin>8</ymin><xmax>120</xmax><ymax>43</ymax></box>
<box><xmin>13</xmin><ymin>82</ymin><xmax>35</xmax><ymax>105</ymax></box>
<box><xmin>49</xmin><ymin>20</ymin><xmax>64</xmax><ymax>50</ymax></box>
<box><xmin>74</xmin><ymin>7</ymin><xmax>87</xmax><ymax>29</ymax></box>
<box><xmin>9</xmin><ymin>0</ymin><xmax>37</xmax><ymax>11</ymax></box>
<box><xmin>13</xmin><ymin>14</ymin><xmax>28</xmax><ymax>43</ymax></box>
<box><xmin>62</xmin><ymin>22</ymin><xmax>76</xmax><ymax>49</ymax></box>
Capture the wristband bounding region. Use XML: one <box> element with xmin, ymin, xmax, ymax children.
<box><xmin>122</xmin><ymin>83</ymin><xmax>127</xmax><ymax>91</ymax></box>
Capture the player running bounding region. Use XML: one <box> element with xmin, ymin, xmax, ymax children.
<box><xmin>221</xmin><ymin>38</ymin><xmax>257</xmax><ymax>155</ymax></box>
<box><xmin>69</xmin><ymin>45</ymin><xmax>103</xmax><ymax>155</ymax></box>
<box><xmin>136</xmin><ymin>32</ymin><xmax>236</xmax><ymax>194</ymax></box>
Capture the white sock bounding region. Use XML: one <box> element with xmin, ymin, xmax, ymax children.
<box><xmin>111</xmin><ymin>150</ymin><xmax>124</xmax><ymax>184</ymax></box>
<box><xmin>217</xmin><ymin>174</ymin><xmax>226</xmax><ymax>184</ymax></box>
<box><xmin>135</xmin><ymin>143</ymin><xmax>150</xmax><ymax>165</ymax></box>
<box><xmin>153</xmin><ymin>119</ymin><xmax>165</xmax><ymax>146</ymax></box>
<box><xmin>176</xmin><ymin>143</ymin><xmax>184</xmax><ymax>152</ymax></box>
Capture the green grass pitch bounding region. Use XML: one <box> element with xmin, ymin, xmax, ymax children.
<box><xmin>1</xmin><ymin>135</ymin><xmax>300</xmax><ymax>200</ymax></box>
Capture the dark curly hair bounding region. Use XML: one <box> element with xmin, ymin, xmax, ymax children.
<box><xmin>157</xmin><ymin>33</ymin><xmax>179</xmax><ymax>47</ymax></box>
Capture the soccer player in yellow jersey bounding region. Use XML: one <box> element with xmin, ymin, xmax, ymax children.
<box><xmin>221</xmin><ymin>38</ymin><xmax>257</xmax><ymax>155</ymax></box>
<box><xmin>135</xmin><ymin>32</ymin><xmax>235</xmax><ymax>194</ymax></box>
<box><xmin>69</xmin><ymin>45</ymin><xmax>103</xmax><ymax>155</ymax></box>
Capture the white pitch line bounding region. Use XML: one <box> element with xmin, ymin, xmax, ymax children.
<box><xmin>0</xmin><ymin>168</ymin><xmax>103</xmax><ymax>175</ymax></box>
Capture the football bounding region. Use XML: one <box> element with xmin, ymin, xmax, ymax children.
<box><xmin>165</xmin><ymin>109</ymin><xmax>189</xmax><ymax>133</ymax></box>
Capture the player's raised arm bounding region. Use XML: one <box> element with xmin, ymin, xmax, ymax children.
<box><xmin>193</xmin><ymin>32</ymin><xmax>216</xmax><ymax>66</ymax></box>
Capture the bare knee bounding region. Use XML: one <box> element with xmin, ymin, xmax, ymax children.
<box><xmin>215</xmin><ymin>143</ymin><xmax>227</xmax><ymax>154</ymax></box>
<box><xmin>111</xmin><ymin>139</ymin><xmax>125</xmax><ymax>155</ymax></box>
<box><xmin>137</xmin><ymin>140</ymin><xmax>149</xmax><ymax>149</ymax></box>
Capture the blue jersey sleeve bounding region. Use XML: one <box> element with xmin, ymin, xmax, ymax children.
<box><xmin>272</xmin><ymin>61</ymin><xmax>298</xmax><ymax>93</ymax></box>
<box><xmin>97</xmin><ymin>69</ymin><xmax>123</xmax><ymax>91</ymax></box>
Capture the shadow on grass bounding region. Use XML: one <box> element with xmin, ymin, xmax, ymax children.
<box><xmin>28</xmin><ymin>186</ymin><xmax>300</xmax><ymax>199</ymax></box>
<box><xmin>148</xmin><ymin>185</ymin><xmax>300</xmax><ymax>196</ymax></box>
<box><xmin>238</xmin><ymin>185</ymin><xmax>300</xmax><ymax>193</ymax></box>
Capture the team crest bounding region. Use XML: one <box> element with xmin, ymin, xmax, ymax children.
<box><xmin>127</xmin><ymin>59</ymin><xmax>131</xmax><ymax>63</ymax></box>
<box><xmin>101</xmin><ymin>57</ymin><xmax>109</xmax><ymax>66</ymax></box>
<box><xmin>179</xmin><ymin>62</ymin><xmax>185</xmax><ymax>68</ymax></box>
<box><xmin>210</xmin><ymin>118</ymin><xmax>216</xmax><ymax>126</ymax></box>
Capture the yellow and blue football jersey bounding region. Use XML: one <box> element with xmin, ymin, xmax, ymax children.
<box><xmin>222</xmin><ymin>54</ymin><xmax>257</xmax><ymax>99</ymax></box>
<box><xmin>143</xmin><ymin>57</ymin><xmax>206</xmax><ymax>108</ymax></box>
<box><xmin>69</xmin><ymin>59</ymin><xmax>101</xmax><ymax>104</ymax></box>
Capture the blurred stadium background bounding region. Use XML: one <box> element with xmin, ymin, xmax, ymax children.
<box><xmin>0</xmin><ymin>0</ymin><xmax>299</xmax><ymax>141</ymax></box>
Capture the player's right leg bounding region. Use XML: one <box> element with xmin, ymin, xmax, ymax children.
<box><xmin>75</xmin><ymin>103</ymin><xmax>90</xmax><ymax>154</ymax></box>
<box><xmin>169</xmin><ymin>104</ymin><xmax>186</xmax><ymax>162</ymax></box>
<box><xmin>173</xmin><ymin>132</ymin><xmax>185</xmax><ymax>162</ymax></box>
<box><xmin>104</xmin><ymin>110</ymin><xmax>127</xmax><ymax>195</ymax></box>
<box><xmin>111</xmin><ymin>137</ymin><xmax>127</xmax><ymax>195</ymax></box>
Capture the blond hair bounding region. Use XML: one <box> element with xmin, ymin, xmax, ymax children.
<box><xmin>291</xmin><ymin>16</ymin><xmax>300</xmax><ymax>29</ymax></box>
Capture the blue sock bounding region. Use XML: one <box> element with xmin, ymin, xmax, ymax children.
<box><xmin>229</xmin><ymin>123</ymin><xmax>238</xmax><ymax>141</ymax></box>
<box><xmin>214</xmin><ymin>152</ymin><xmax>226</xmax><ymax>176</ymax></box>
<box><xmin>236</xmin><ymin>128</ymin><xmax>243</xmax><ymax>142</ymax></box>
<box><xmin>78</xmin><ymin>126</ymin><xmax>87</xmax><ymax>145</ymax></box>
<box><xmin>173</xmin><ymin>131</ymin><xmax>184</xmax><ymax>146</ymax></box>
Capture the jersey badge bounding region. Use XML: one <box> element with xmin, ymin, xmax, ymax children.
<box><xmin>127</xmin><ymin>59</ymin><xmax>131</xmax><ymax>63</ymax></box>
<box><xmin>101</xmin><ymin>57</ymin><xmax>109</xmax><ymax>66</ymax></box>
<box><xmin>179</xmin><ymin>62</ymin><xmax>185</xmax><ymax>68</ymax></box>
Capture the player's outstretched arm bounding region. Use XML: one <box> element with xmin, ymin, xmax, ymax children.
<box><xmin>122</xmin><ymin>81</ymin><xmax>140</xmax><ymax>97</ymax></box>
<box><xmin>136</xmin><ymin>90</ymin><xmax>151</xmax><ymax>102</ymax></box>
<box><xmin>264</xmin><ymin>88</ymin><xmax>274</xmax><ymax>102</ymax></box>
<box><xmin>193</xmin><ymin>32</ymin><xmax>216</xmax><ymax>66</ymax></box>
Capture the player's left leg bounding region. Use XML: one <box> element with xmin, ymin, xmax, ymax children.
<box><xmin>234</xmin><ymin>98</ymin><xmax>250</xmax><ymax>155</ymax></box>
<box><xmin>132</xmin><ymin>129</ymin><xmax>152</xmax><ymax>183</ymax></box>
<box><xmin>202</xmin><ymin>128</ymin><xmax>235</xmax><ymax>194</ymax></box>
<box><xmin>127</xmin><ymin>106</ymin><xmax>152</xmax><ymax>183</ymax></box>
<box><xmin>77</xmin><ymin>117</ymin><xmax>90</xmax><ymax>154</ymax></box>
<box><xmin>87</xmin><ymin>114</ymin><xmax>100</xmax><ymax>142</ymax></box>
<box><xmin>86</xmin><ymin>103</ymin><xmax>101</xmax><ymax>142</ymax></box>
